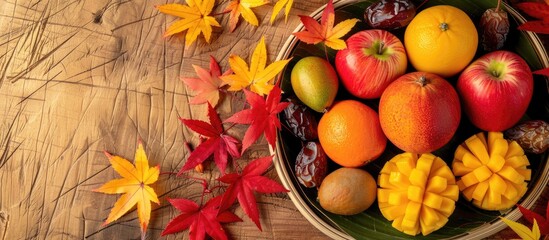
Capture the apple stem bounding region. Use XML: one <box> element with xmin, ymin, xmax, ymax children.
<box><xmin>377</xmin><ymin>42</ymin><xmax>385</xmax><ymax>55</ymax></box>
<box><xmin>417</xmin><ymin>75</ymin><xmax>428</xmax><ymax>87</ymax></box>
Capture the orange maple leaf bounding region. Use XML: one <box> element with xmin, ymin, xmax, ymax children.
<box><xmin>156</xmin><ymin>0</ymin><xmax>221</xmax><ymax>47</ymax></box>
<box><xmin>220</xmin><ymin>36</ymin><xmax>291</xmax><ymax>96</ymax></box>
<box><xmin>225</xmin><ymin>0</ymin><xmax>269</xmax><ymax>32</ymax></box>
<box><xmin>293</xmin><ymin>0</ymin><xmax>359</xmax><ymax>50</ymax></box>
<box><xmin>181</xmin><ymin>56</ymin><xmax>230</xmax><ymax>107</ymax></box>
<box><xmin>94</xmin><ymin>141</ymin><xmax>160</xmax><ymax>237</ymax></box>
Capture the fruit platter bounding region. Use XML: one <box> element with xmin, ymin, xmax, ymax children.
<box><xmin>272</xmin><ymin>0</ymin><xmax>549</xmax><ymax>239</ymax></box>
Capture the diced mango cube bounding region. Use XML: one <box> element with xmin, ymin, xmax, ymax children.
<box><xmin>389</xmin><ymin>191</ymin><xmax>408</xmax><ymax>206</ymax></box>
<box><xmin>378</xmin><ymin>188</ymin><xmax>391</xmax><ymax>203</ymax></box>
<box><xmin>392</xmin><ymin>216</ymin><xmax>404</xmax><ymax>231</ymax></box>
<box><xmin>517</xmin><ymin>168</ymin><xmax>531</xmax><ymax>181</ymax></box>
<box><xmin>416</xmin><ymin>155</ymin><xmax>434</xmax><ymax>175</ymax></box>
<box><xmin>439</xmin><ymin>197</ymin><xmax>456</xmax><ymax>217</ymax></box>
<box><xmin>489</xmin><ymin>138</ymin><xmax>508</xmax><ymax>158</ymax></box>
<box><xmin>430</xmin><ymin>157</ymin><xmax>447</xmax><ymax>174</ymax></box>
<box><xmin>419</xmin><ymin>206</ymin><xmax>440</xmax><ymax>227</ymax></box>
<box><xmin>476</xmin><ymin>132</ymin><xmax>488</xmax><ymax>149</ymax></box>
<box><xmin>488</xmin><ymin>174</ymin><xmax>507</xmax><ymax>194</ymax></box>
<box><xmin>380</xmin><ymin>204</ymin><xmax>406</xmax><ymax>220</ymax></box>
<box><xmin>461</xmin><ymin>171</ymin><xmax>480</xmax><ymax>187</ymax></box>
<box><xmin>407</xmin><ymin>185</ymin><xmax>425</xmax><ymax>203</ymax></box>
<box><xmin>505</xmin><ymin>155</ymin><xmax>530</xmax><ymax>168</ymax></box>
<box><xmin>487</xmin><ymin>188</ymin><xmax>502</xmax><ymax>205</ymax></box>
<box><xmin>506</xmin><ymin>141</ymin><xmax>525</xmax><ymax>158</ymax></box>
<box><xmin>454</xmin><ymin>145</ymin><xmax>470</xmax><ymax>162</ymax></box>
<box><xmin>452</xmin><ymin>162</ymin><xmax>473</xmax><ymax>176</ymax></box>
<box><xmin>390</xmin><ymin>171</ymin><xmax>410</xmax><ymax>186</ymax></box>
<box><xmin>502</xmin><ymin>182</ymin><xmax>518</xmax><ymax>200</ymax></box>
<box><xmin>378</xmin><ymin>174</ymin><xmax>392</xmax><ymax>188</ymax></box>
<box><xmin>431</xmin><ymin>166</ymin><xmax>456</xmax><ymax>184</ymax></box>
<box><xmin>498</xmin><ymin>166</ymin><xmax>525</xmax><ymax>184</ymax></box>
<box><xmin>488</xmin><ymin>132</ymin><xmax>504</xmax><ymax>149</ymax></box>
<box><xmin>487</xmin><ymin>155</ymin><xmax>505</xmax><ymax>173</ymax></box>
<box><xmin>439</xmin><ymin>184</ymin><xmax>459</xmax><ymax>201</ymax></box>
<box><xmin>402</xmin><ymin>201</ymin><xmax>421</xmax><ymax>231</ymax></box>
<box><xmin>472</xmin><ymin>181</ymin><xmax>489</xmax><ymax>201</ymax></box>
<box><xmin>409</xmin><ymin>169</ymin><xmax>428</xmax><ymax>188</ymax></box>
<box><xmin>396</xmin><ymin>157</ymin><xmax>415</xmax><ymax>176</ymax></box>
<box><xmin>473</xmin><ymin>165</ymin><xmax>493</xmax><ymax>182</ymax></box>
<box><xmin>426</xmin><ymin>176</ymin><xmax>447</xmax><ymax>193</ymax></box>
<box><xmin>420</xmin><ymin>217</ymin><xmax>438</xmax><ymax>236</ymax></box>
<box><xmin>380</xmin><ymin>162</ymin><xmax>398</xmax><ymax>174</ymax></box>
<box><xmin>462</xmin><ymin>185</ymin><xmax>475</xmax><ymax>200</ymax></box>
<box><xmin>462</xmin><ymin>152</ymin><xmax>482</xmax><ymax>168</ymax></box>
<box><xmin>423</xmin><ymin>192</ymin><xmax>443</xmax><ymax>209</ymax></box>
<box><xmin>466</xmin><ymin>135</ymin><xmax>490</xmax><ymax>164</ymax></box>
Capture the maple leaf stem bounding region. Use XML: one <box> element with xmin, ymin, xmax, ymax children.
<box><xmin>141</xmin><ymin>229</ymin><xmax>146</xmax><ymax>240</ymax></box>
<box><xmin>160</xmin><ymin>171</ymin><xmax>178</xmax><ymax>175</ymax></box>
<box><xmin>496</xmin><ymin>0</ymin><xmax>502</xmax><ymax>12</ymax></box>
<box><xmin>212</xmin><ymin>9</ymin><xmax>231</xmax><ymax>16</ymax></box>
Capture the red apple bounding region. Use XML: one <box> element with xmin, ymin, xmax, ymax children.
<box><xmin>457</xmin><ymin>50</ymin><xmax>533</xmax><ymax>131</ymax></box>
<box><xmin>335</xmin><ymin>29</ymin><xmax>407</xmax><ymax>99</ymax></box>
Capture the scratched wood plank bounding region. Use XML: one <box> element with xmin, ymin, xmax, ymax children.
<box><xmin>0</xmin><ymin>0</ymin><xmax>330</xmax><ymax>239</ymax></box>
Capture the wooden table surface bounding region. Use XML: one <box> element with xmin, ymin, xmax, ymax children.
<box><xmin>0</xmin><ymin>0</ymin><xmax>546</xmax><ymax>239</ymax></box>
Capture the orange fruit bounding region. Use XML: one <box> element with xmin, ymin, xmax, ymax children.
<box><xmin>404</xmin><ymin>5</ymin><xmax>478</xmax><ymax>78</ymax></box>
<box><xmin>318</xmin><ymin>100</ymin><xmax>386</xmax><ymax>167</ymax></box>
<box><xmin>318</xmin><ymin>167</ymin><xmax>377</xmax><ymax>215</ymax></box>
<box><xmin>379</xmin><ymin>72</ymin><xmax>461</xmax><ymax>153</ymax></box>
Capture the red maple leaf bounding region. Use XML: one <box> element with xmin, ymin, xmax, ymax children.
<box><xmin>292</xmin><ymin>0</ymin><xmax>358</xmax><ymax>50</ymax></box>
<box><xmin>161</xmin><ymin>196</ymin><xmax>242</xmax><ymax>240</ymax></box>
<box><xmin>181</xmin><ymin>56</ymin><xmax>230</xmax><ymax>107</ymax></box>
<box><xmin>224</xmin><ymin>85</ymin><xmax>289</xmax><ymax>153</ymax></box>
<box><xmin>218</xmin><ymin>155</ymin><xmax>289</xmax><ymax>230</ymax></box>
<box><xmin>534</xmin><ymin>68</ymin><xmax>549</xmax><ymax>77</ymax></box>
<box><xmin>517</xmin><ymin>200</ymin><xmax>549</xmax><ymax>235</ymax></box>
<box><xmin>180</xmin><ymin>103</ymin><xmax>241</xmax><ymax>175</ymax></box>
<box><xmin>515</xmin><ymin>2</ymin><xmax>549</xmax><ymax>34</ymax></box>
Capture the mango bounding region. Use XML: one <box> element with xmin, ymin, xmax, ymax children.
<box><xmin>378</xmin><ymin>153</ymin><xmax>457</xmax><ymax>236</ymax></box>
<box><xmin>452</xmin><ymin>132</ymin><xmax>530</xmax><ymax>211</ymax></box>
<box><xmin>290</xmin><ymin>56</ymin><xmax>338</xmax><ymax>112</ymax></box>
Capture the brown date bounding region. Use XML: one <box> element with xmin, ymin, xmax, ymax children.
<box><xmin>295</xmin><ymin>142</ymin><xmax>328</xmax><ymax>188</ymax></box>
<box><xmin>364</xmin><ymin>0</ymin><xmax>416</xmax><ymax>30</ymax></box>
<box><xmin>505</xmin><ymin>120</ymin><xmax>549</xmax><ymax>154</ymax></box>
<box><xmin>479</xmin><ymin>8</ymin><xmax>509</xmax><ymax>51</ymax></box>
<box><xmin>283</xmin><ymin>98</ymin><xmax>318</xmax><ymax>141</ymax></box>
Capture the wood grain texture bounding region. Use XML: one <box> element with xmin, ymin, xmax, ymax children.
<box><xmin>0</xmin><ymin>0</ymin><xmax>547</xmax><ymax>239</ymax></box>
<box><xmin>0</xmin><ymin>0</ymin><xmax>329</xmax><ymax>239</ymax></box>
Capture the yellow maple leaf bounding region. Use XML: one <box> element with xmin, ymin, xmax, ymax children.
<box><xmin>270</xmin><ymin>0</ymin><xmax>293</xmax><ymax>24</ymax></box>
<box><xmin>94</xmin><ymin>142</ymin><xmax>160</xmax><ymax>236</ymax></box>
<box><xmin>225</xmin><ymin>0</ymin><xmax>269</xmax><ymax>32</ymax></box>
<box><xmin>501</xmin><ymin>217</ymin><xmax>541</xmax><ymax>240</ymax></box>
<box><xmin>221</xmin><ymin>36</ymin><xmax>291</xmax><ymax>96</ymax></box>
<box><xmin>156</xmin><ymin>0</ymin><xmax>220</xmax><ymax>47</ymax></box>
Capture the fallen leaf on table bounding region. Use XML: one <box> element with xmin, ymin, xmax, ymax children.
<box><xmin>293</xmin><ymin>0</ymin><xmax>359</xmax><ymax>50</ymax></box>
<box><xmin>181</xmin><ymin>56</ymin><xmax>230</xmax><ymax>107</ymax></box>
<box><xmin>270</xmin><ymin>0</ymin><xmax>293</xmax><ymax>24</ymax></box>
<box><xmin>501</xmin><ymin>217</ymin><xmax>541</xmax><ymax>240</ymax></box>
<box><xmin>161</xmin><ymin>196</ymin><xmax>242</xmax><ymax>240</ymax></box>
<box><xmin>517</xmin><ymin>200</ymin><xmax>549</xmax><ymax>235</ymax></box>
<box><xmin>224</xmin><ymin>85</ymin><xmax>289</xmax><ymax>153</ymax></box>
<box><xmin>156</xmin><ymin>0</ymin><xmax>220</xmax><ymax>47</ymax></box>
<box><xmin>180</xmin><ymin>103</ymin><xmax>241</xmax><ymax>175</ymax></box>
<box><xmin>218</xmin><ymin>156</ymin><xmax>289</xmax><ymax>230</ymax></box>
<box><xmin>220</xmin><ymin>36</ymin><xmax>291</xmax><ymax>96</ymax></box>
<box><xmin>515</xmin><ymin>2</ymin><xmax>549</xmax><ymax>34</ymax></box>
<box><xmin>94</xmin><ymin>141</ymin><xmax>160</xmax><ymax>237</ymax></box>
<box><xmin>225</xmin><ymin>0</ymin><xmax>268</xmax><ymax>32</ymax></box>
